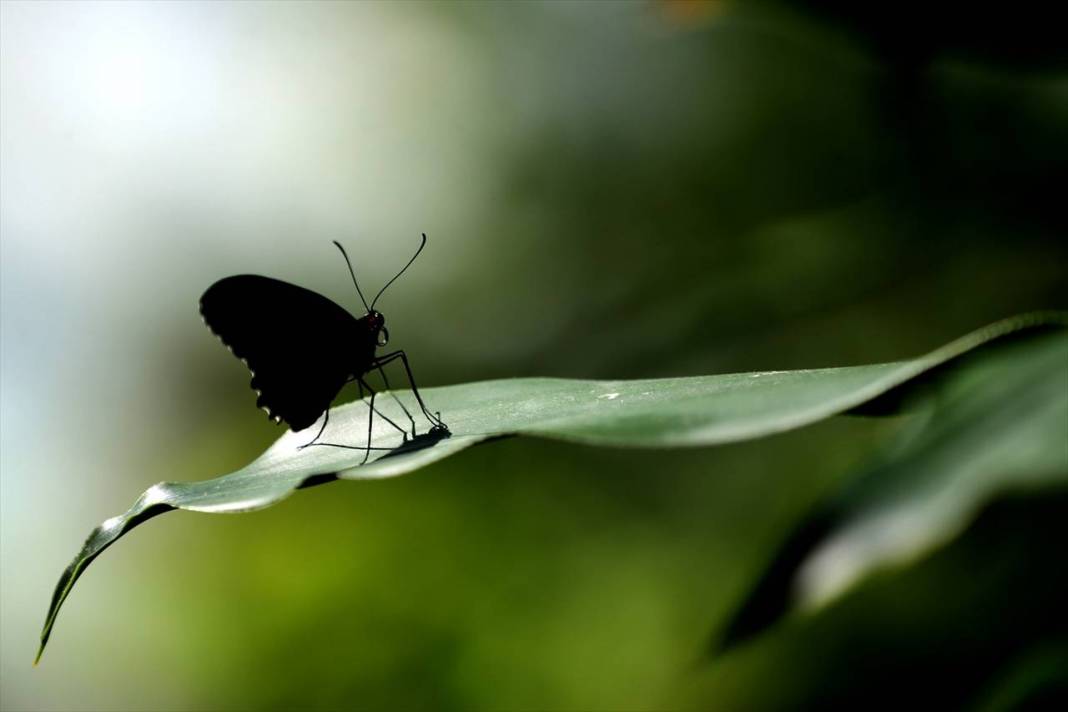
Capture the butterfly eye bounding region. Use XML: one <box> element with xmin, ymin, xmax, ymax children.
<box><xmin>377</xmin><ymin>327</ymin><xmax>389</xmax><ymax>347</ymax></box>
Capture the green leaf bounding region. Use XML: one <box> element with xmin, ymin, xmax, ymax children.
<box><xmin>716</xmin><ymin>326</ymin><xmax>1068</xmax><ymax>653</ymax></box>
<box><xmin>36</xmin><ymin>312</ymin><xmax>1067</xmax><ymax>663</ymax></box>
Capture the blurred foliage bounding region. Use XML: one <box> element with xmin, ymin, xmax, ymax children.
<box><xmin>4</xmin><ymin>0</ymin><xmax>1067</xmax><ymax>710</ymax></box>
<box><xmin>681</xmin><ymin>488</ymin><xmax>1068</xmax><ymax>709</ymax></box>
<box><xmin>716</xmin><ymin>329</ymin><xmax>1067</xmax><ymax>651</ymax></box>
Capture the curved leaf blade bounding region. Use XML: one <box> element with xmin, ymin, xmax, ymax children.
<box><xmin>37</xmin><ymin>312</ymin><xmax>1067</xmax><ymax>662</ymax></box>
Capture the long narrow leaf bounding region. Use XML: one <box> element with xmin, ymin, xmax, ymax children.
<box><xmin>37</xmin><ymin>312</ymin><xmax>1067</xmax><ymax>662</ymax></box>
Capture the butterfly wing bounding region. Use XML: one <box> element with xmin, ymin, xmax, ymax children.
<box><xmin>200</xmin><ymin>275</ymin><xmax>360</xmax><ymax>431</ymax></box>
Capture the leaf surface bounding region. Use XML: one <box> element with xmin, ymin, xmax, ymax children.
<box><xmin>37</xmin><ymin>312</ymin><xmax>1068</xmax><ymax>662</ymax></box>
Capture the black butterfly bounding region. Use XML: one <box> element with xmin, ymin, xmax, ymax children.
<box><xmin>200</xmin><ymin>234</ymin><xmax>446</xmax><ymax>459</ymax></box>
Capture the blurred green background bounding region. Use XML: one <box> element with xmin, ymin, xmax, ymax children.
<box><xmin>2</xmin><ymin>1</ymin><xmax>1065</xmax><ymax>709</ymax></box>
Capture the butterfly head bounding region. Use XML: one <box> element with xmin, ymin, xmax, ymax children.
<box><xmin>334</xmin><ymin>233</ymin><xmax>430</xmax><ymax>353</ymax></box>
<box><xmin>365</xmin><ymin>310</ymin><xmax>389</xmax><ymax>347</ymax></box>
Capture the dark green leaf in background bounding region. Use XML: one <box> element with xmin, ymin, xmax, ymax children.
<box><xmin>716</xmin><ymin>324</ymin><xmax>1068</xmax><ymax>652</ymax></box>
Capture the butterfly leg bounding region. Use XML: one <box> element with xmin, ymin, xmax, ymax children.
<box><xmin>297</xmin><ymin>410</ymin><xmax>331</xmax><ymax>450</ymax></box>
<box><xmin>298</xmin><ymin>379</ymin><xmax>406</xmax><ymax>460</ymax></box>
<box><xmin>374</xmin><ymin>363</ymin><xmax>417</xmax><ymax>438</ymax></box>
<box><xmin>354</xmin><ymin>377</ymin><xmax>409</xmax><ymax>440</ymax></box>
<box><xmin>302</xmin><ymin>380</ymin><xmax>401</xmax><ymax>462</ymax></box>
<box><xmin>356</xmin><ymin>375</ymin><xmax>382</xmax><ymax>465</ymax></box>
<box><xmin>373</xmin><ymin>350</ymin><xmax>448</xmax><ymax>432</ymax></box>
<box><xmin>361</xmin><ymin>387</ymin><xmax>375</xmax><ymax>464</ymax></box>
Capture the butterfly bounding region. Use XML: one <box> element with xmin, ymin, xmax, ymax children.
<box><xmin>200</xmin><ymin>234</ymin><xmax>447</xmax><ymax>459</ymax></box>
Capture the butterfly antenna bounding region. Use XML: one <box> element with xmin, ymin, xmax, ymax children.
<box><xmin>371</xmin><ymin>233</ymin><xmax>427</xmax><ymax>309</ymax></box>
<box><xmin>333</xmin><ymin>240</ymin><xmax>371</xmax><ymax>313</ymax></box>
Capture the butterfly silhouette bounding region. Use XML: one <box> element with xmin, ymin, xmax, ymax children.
<box><xmin>200</xmin><ymin>234</ymin><xmax>447</xmax><ymax>461</ymax></box>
